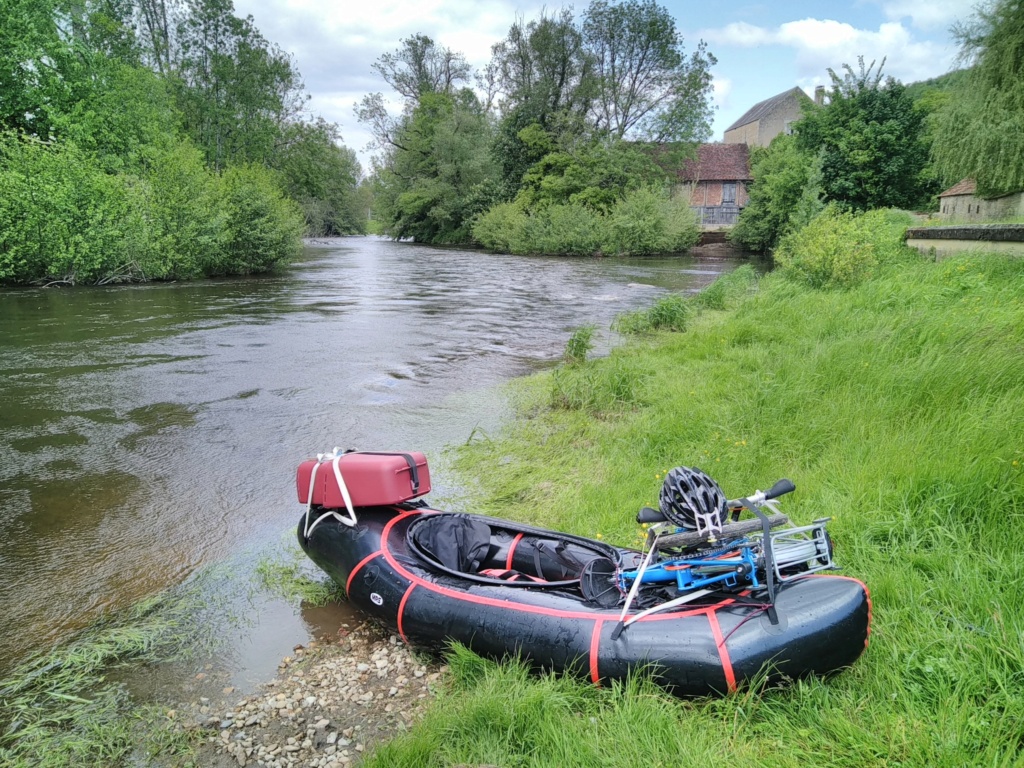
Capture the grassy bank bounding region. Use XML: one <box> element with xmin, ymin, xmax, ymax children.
<box><xmin>364</xmin><ymin>233</ymin><xmax>1024</xmax><ymax>764</ymax></box>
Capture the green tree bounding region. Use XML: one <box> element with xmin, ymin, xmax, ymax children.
<box><xmin>173</xmin><ymin>0</ymin><xmax>306</xmax><ymax>169</ymax></box>
<box><xmin>932</xmin><ymin>0</ymin><xmax>1024</xmax><ymax>196</ymax></box>
<box><xmin>516</xmin><ymin>133</ymin><xmax>668</xmax><ymax>211</ymax></box>
<box><xmin>371</xmin><ymin>90</ymin><xmax>498</xmax><ymax>243</ymax></box>
<box><xmin>583</xmin><ymin>0</ymin><xmax>715</xmax><ymax>142</ymax></box>
<box><xmin>273</xmin><ymin>118</ymin><xmax>365</xmax><ymax>235</ymax></box>
<box><xmin>489</xmin><ymin>9</ymin><xmax>596</xmax><ymax>195</ymax></box>
<box><xmin>372</xmin><ymin>33</ymin><xmax>471</xmax><ymax>102</ymax></box>
<box><xmin>795</xmin><ymin>58</ymin><xmax>935</xmax><ymax>211</ymax></box>
<box><xmin>730</xmin><ymin>135</ymin><xmax>817</xmax><ymax>253</ymax></box>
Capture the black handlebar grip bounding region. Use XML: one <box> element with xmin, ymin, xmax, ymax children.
<box><xmin>764</xmin><ymin>478</ymin><xmax>796</xmax><ymax>500</ymax></box>
<box><xmin>636</xmin><ymin>506</ymin><xmax>667</xmax><ymax>524</ymax></box>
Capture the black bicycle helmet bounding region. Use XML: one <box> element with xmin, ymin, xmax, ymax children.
<box><xmin>659</xmin><ymin>466</ymin><xmax>727</xmax><ymax>534</ymax></box>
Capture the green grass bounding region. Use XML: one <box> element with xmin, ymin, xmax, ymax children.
<box><xmin>255</xmin><ymin>543</ymin><xmax>346</xmax><ymax>605</ymax></box>
<box><xmin>0</xmin><ymin>582</ymin><xmax>220</xmax><ymax>767</ymax></box>
<box><xmin>365</xmin><ymin>250</ymin><xmax>1024</xmax><ymax>767</ymax></box>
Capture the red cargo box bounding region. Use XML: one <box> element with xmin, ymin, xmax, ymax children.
<box><xmin>297</xmin><ymin>451</ymin><xmax>430</xmax><ymax>509</ymax></box>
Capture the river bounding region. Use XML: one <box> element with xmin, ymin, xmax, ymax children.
<box><xmin>0</xmin><ymin>237</ymin><xmax>751</xmax><ymax>692</ymax></box>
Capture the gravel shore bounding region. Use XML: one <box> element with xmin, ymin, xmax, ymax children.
<box><xmin>181</xmin><ymin>621</ymin><xmax>445</xmax><ymax>767</ymax></box>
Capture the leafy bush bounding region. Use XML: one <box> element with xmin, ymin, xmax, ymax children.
<box><xmin>610</xmin><ymin>187</ymin><xmax>699</xmax><ymax>255</ymax></box>
<box><xmin>472</xmin><ymin>202</ymin><xmax>524</xmax><ymax>252</ymax></box>
<box><xmin>774</xmin><ymin>205</ymin><xmax>877</xmax><ymax>289</ymax></box>
<box><xmin>141</xmin><ymin>139</ymin><xmax>226</xmax><ymax>279</ymax></box>
<box><xmin>216</xmin><ymin>164</ymin><xmax>304</xmax><ymax>275</ymax></box>
<box><xmin>775</xmin><ymin>205</ymin><xmax>921</xmax><ymax>289</ymax></box>
<box><xmin>0</xmin><ymin>134</ymin><xmax>145</xmax><ymax>284</ymax></box>
<box><xmin>473</xmin><ymin>187</ymin><xmax>697</xmax><ymax>257</ymax></box>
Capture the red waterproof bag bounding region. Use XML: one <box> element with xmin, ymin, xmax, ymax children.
<box><xmin>297</xmin><ymin>451</ymin><xmax>430</xmax><ymax>509</ymax></box>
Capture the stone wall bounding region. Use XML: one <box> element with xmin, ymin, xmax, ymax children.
<box><xmin>905</xmin><ymin>224</ymin><xmax>1024</xmax><ymax>260</ymax></box>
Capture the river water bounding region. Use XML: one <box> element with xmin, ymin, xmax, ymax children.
<box><xmin>0</xmin><ymin>237</ymin><xmax>750</xmax><ymax>690</ymax></box>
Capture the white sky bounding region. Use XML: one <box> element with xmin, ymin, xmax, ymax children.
<box><xmin>232</xmin><ymin>0</ymin><xmax>975</xmax><ymax>172</ymax></box>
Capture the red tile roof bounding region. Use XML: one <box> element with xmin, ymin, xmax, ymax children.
<box><xmin>678</xmin><ymin>143</ymin><xmax>751</xmax><ymax>182</ymax></box>
<box><xmin>938</xmin><ymin>178</ymin><xmax>977</xmax><ymax>197</ymax></box>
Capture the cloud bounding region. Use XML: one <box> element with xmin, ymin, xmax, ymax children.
<box><xmin>872</xmin><ymin>0</ymin><xmax>971</xmax><ymax>30</ymax></box>
<box><xmin>702</xmin><ymin>17</ymin><xmax>958</xmax><ymax>84</ymax></box>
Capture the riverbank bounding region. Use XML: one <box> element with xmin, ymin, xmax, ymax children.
<box><xmin>5</xmin><ymin>221</ymin><xmax>1023</xmax><ymax>765</ymax></box>
<box><xmin>185</xmin><ymin>621</ymin><xmax>444</xmax><ymax>768</ymax></box>
<box><xmin>353</xmin><ymin>242</ymin><xmax>1023</xmax><ymax>763</ymax></box>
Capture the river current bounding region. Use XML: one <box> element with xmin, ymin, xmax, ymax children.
<box><xmin>0</xmin><ymin>237</ymin><xmax>750</xmax><ymax>689</ymax></box>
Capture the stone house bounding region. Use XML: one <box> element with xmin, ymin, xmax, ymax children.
<box><xmin>938</xmin><ymin>179</ymin><xmax>1024</xmax><ymax>221</ymax></box>
<box><xmin>723</xmin><ymin>87</ymin><xmax>812</xmax><ymax>148</ymax></box>
<box><xmin>677</xmin><ymin>143</ymin><xmax>752</xmax><ymax>228</ymax></box>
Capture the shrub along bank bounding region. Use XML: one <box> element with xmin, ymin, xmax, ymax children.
<box><xmin>365</xmin><ymin>209</ymin><xmax>1024</xmax><ymax>767</ymax></box>
<box><xmin>0</xmin><ymin>134</ymin><xmax>304</xmax><ymax>285</ymax></box>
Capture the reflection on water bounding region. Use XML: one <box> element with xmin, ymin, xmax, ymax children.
<box><xmin>0</xmin><ymin>237</ymin><xmax>754</xmax><ymax>683</ymax></box>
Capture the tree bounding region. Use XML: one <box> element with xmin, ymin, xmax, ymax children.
<box><xmin>932</xmin><ymin>0</ymin><xmax>1024</xmax><ymax>196</ymax></box>
<box><xmin>173</xmin><ymin>0</ymin><xmax>307</xmax><ymax>169</ymax></box>
<box><xmin>371</xmin><ymin>90</ymin><xmax>498</xmax><ymax>243</ymax></box>
<box><xmin>730</xmin><ymin>134</ymin><xmax>817</xmax><ymax>253</ymax></box>
<box><xmin>795</xmin><ymin>58</ymin><xmax>935</xmax><ymax>211</ymax></box>
<box><xmin>273</xmin><ymin>118</ymin><xmax>365</xmax><ymax>235</ymax></box>
<box><xmin>583</xmin><ymin>0</ymin><xmax>716</xmax><ymax>142</ymax></box>
<box><xmin>373</xmin><ymin>34</ymin><xmax>470</xmax><ymax>102</ymax></box>
<box><xmin>489</xmin><ymin>9</ymin><xmax>596</xmax><ymax>194</ymax></box>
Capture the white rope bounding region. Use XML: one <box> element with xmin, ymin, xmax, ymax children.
<box><xmin>303</xmin><ymin>448</ymin><xmax>359</xmax><ymax>539</ymax></box>
<box><xmin>613</xmin><ymin>533</ymin><xmax>660</xmax><ymax>636</ymax></box>
<box><xmin>622</xmin><ymin>588</ymin><xmax>714</xmax><ymax>627</ymax></box>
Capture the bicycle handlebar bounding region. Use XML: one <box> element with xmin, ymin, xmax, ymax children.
<box><xmin>728</xmin><ymin>478</ymin><xmax>795</xmax><ymax>508</ymax></box>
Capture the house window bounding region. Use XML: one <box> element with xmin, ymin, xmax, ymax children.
<box><xmin>722</xmin><ymin>183</ymin><xmax>737</xmax><ymax>204</ymax></box>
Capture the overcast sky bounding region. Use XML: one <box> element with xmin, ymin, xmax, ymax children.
<box><xmin>231</xmin><ymin>0</ymin><xmax>973</xmax><ymax>172</ymax></box>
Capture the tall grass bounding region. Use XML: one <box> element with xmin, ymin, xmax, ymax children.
<box><xmin>365</xmin><ymin>248</ymin><xmax>1024</xmax><ymax>767</ymax></box>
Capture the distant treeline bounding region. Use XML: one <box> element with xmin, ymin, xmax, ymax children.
<box><xmin>359</xmin><ymin>2</ymin><xmax>717</xmax><ymax>255</ymax></box>
<box><xmin>0</xmin><ymin>0</ymin><xmax>366</xmax><ymax>285</ymax></box>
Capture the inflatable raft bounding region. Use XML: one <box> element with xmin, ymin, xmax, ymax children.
<box><xmin>296</xmin><ymin>450</ymin><xmax>871</xmax><ymax>696</ymax></box>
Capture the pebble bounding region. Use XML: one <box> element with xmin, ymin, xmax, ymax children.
<box><xmin>181</xmin><ymin>621</ymin><xmax>443</xmax><ymax>766</ymax></box>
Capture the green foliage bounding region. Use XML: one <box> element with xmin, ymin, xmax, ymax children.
<box><xmin>796</xmin><ymin>58</ymin><xmax>937</xmax><ymax>212</ymax></box>
<box><xmin>609</xmin><ymin>186</ymin><xmax>700</xmax><ymax>255</ymax></box>
<box><xmin>254</xmin><ymin>555</ymin><xmax>346</xmax><ymax>606</ymax></box>
<box><xmin>0</xmin><ymin>133</ymin><xmax>141</xmax><ymax>284</ymax></box>
<box><xmin>730</xmin><ymin>135</ymin><xmax>817</xmax><ymax>253</ymax></box>
<box><xmin>472</xmin><ymin>187</ymin><xmax>697</xmax><ymax>257</ymax></box>
<box><xmin>550</xmin><ymin>353</ymin><xmax>648</xmax><ymax>413</ymax></box>
<box><xmin>691</xmin><ymin>263</ymin><xmax>759</xmax><ymax>310</ymax></box>
<box><xmin>583</xmin><ymin>0</ymin><xmax>716</xmax><ymax>142</ymax></box>
<box><xmin>273</xmin><ymin>119</ymin><xmax>366</xmax><ymax>235</ymax></box>
<box><xmin>0</xmin><ymin>0</ymin><xmax>357</xmax><ymax>283</ymax></box>
<box><xmin>932</xmin><ymin>0</ymin><xmax>1024</xmax><ymax>196</ymax></box>
<box><xmin>774</xmin><ymin>205</ymin><xmax>919</xmax><ymax>289</ymax></box>
<box><xmin>0</xmin><ymin>583</ymin><xmax>219</xmax><ymax>766</ymax></box>
<box><xmin>372</xmin><ymin>91</ymin><xmax>499</xmax><ymax>244</ymax></box>
<box><xmin>563</xmin><ymin>325</ymin><xmax>596</xmax><ymax>366</ymax></box>
<box><xmin>141</xmin><ymin>138</ymin><xmax>227</xmax><ymax>280</ymax></box>
<box><xmin>614</xmin><ymin>292</ymin><xmax>691</xmax><ymax>334</ymax></box>
<box><xmin>393</xmin><ymin>249</ymin><xmax>1024</xmax><ymax>768</ymax></box>
<box><xmin>517</xmin><ymin>137</ymin><xmax>668</xmax><ymax>212</ymax></box>
<box><xmin>217</xmin><ymin>164</ymin><xmax>304</xmax><ymax>275</ymax></box>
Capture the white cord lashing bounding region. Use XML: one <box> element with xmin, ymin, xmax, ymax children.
<box><xmin>303</xmin><ymin>447</ymin><xmax>359</xmax><ymax>538</ymax></box>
